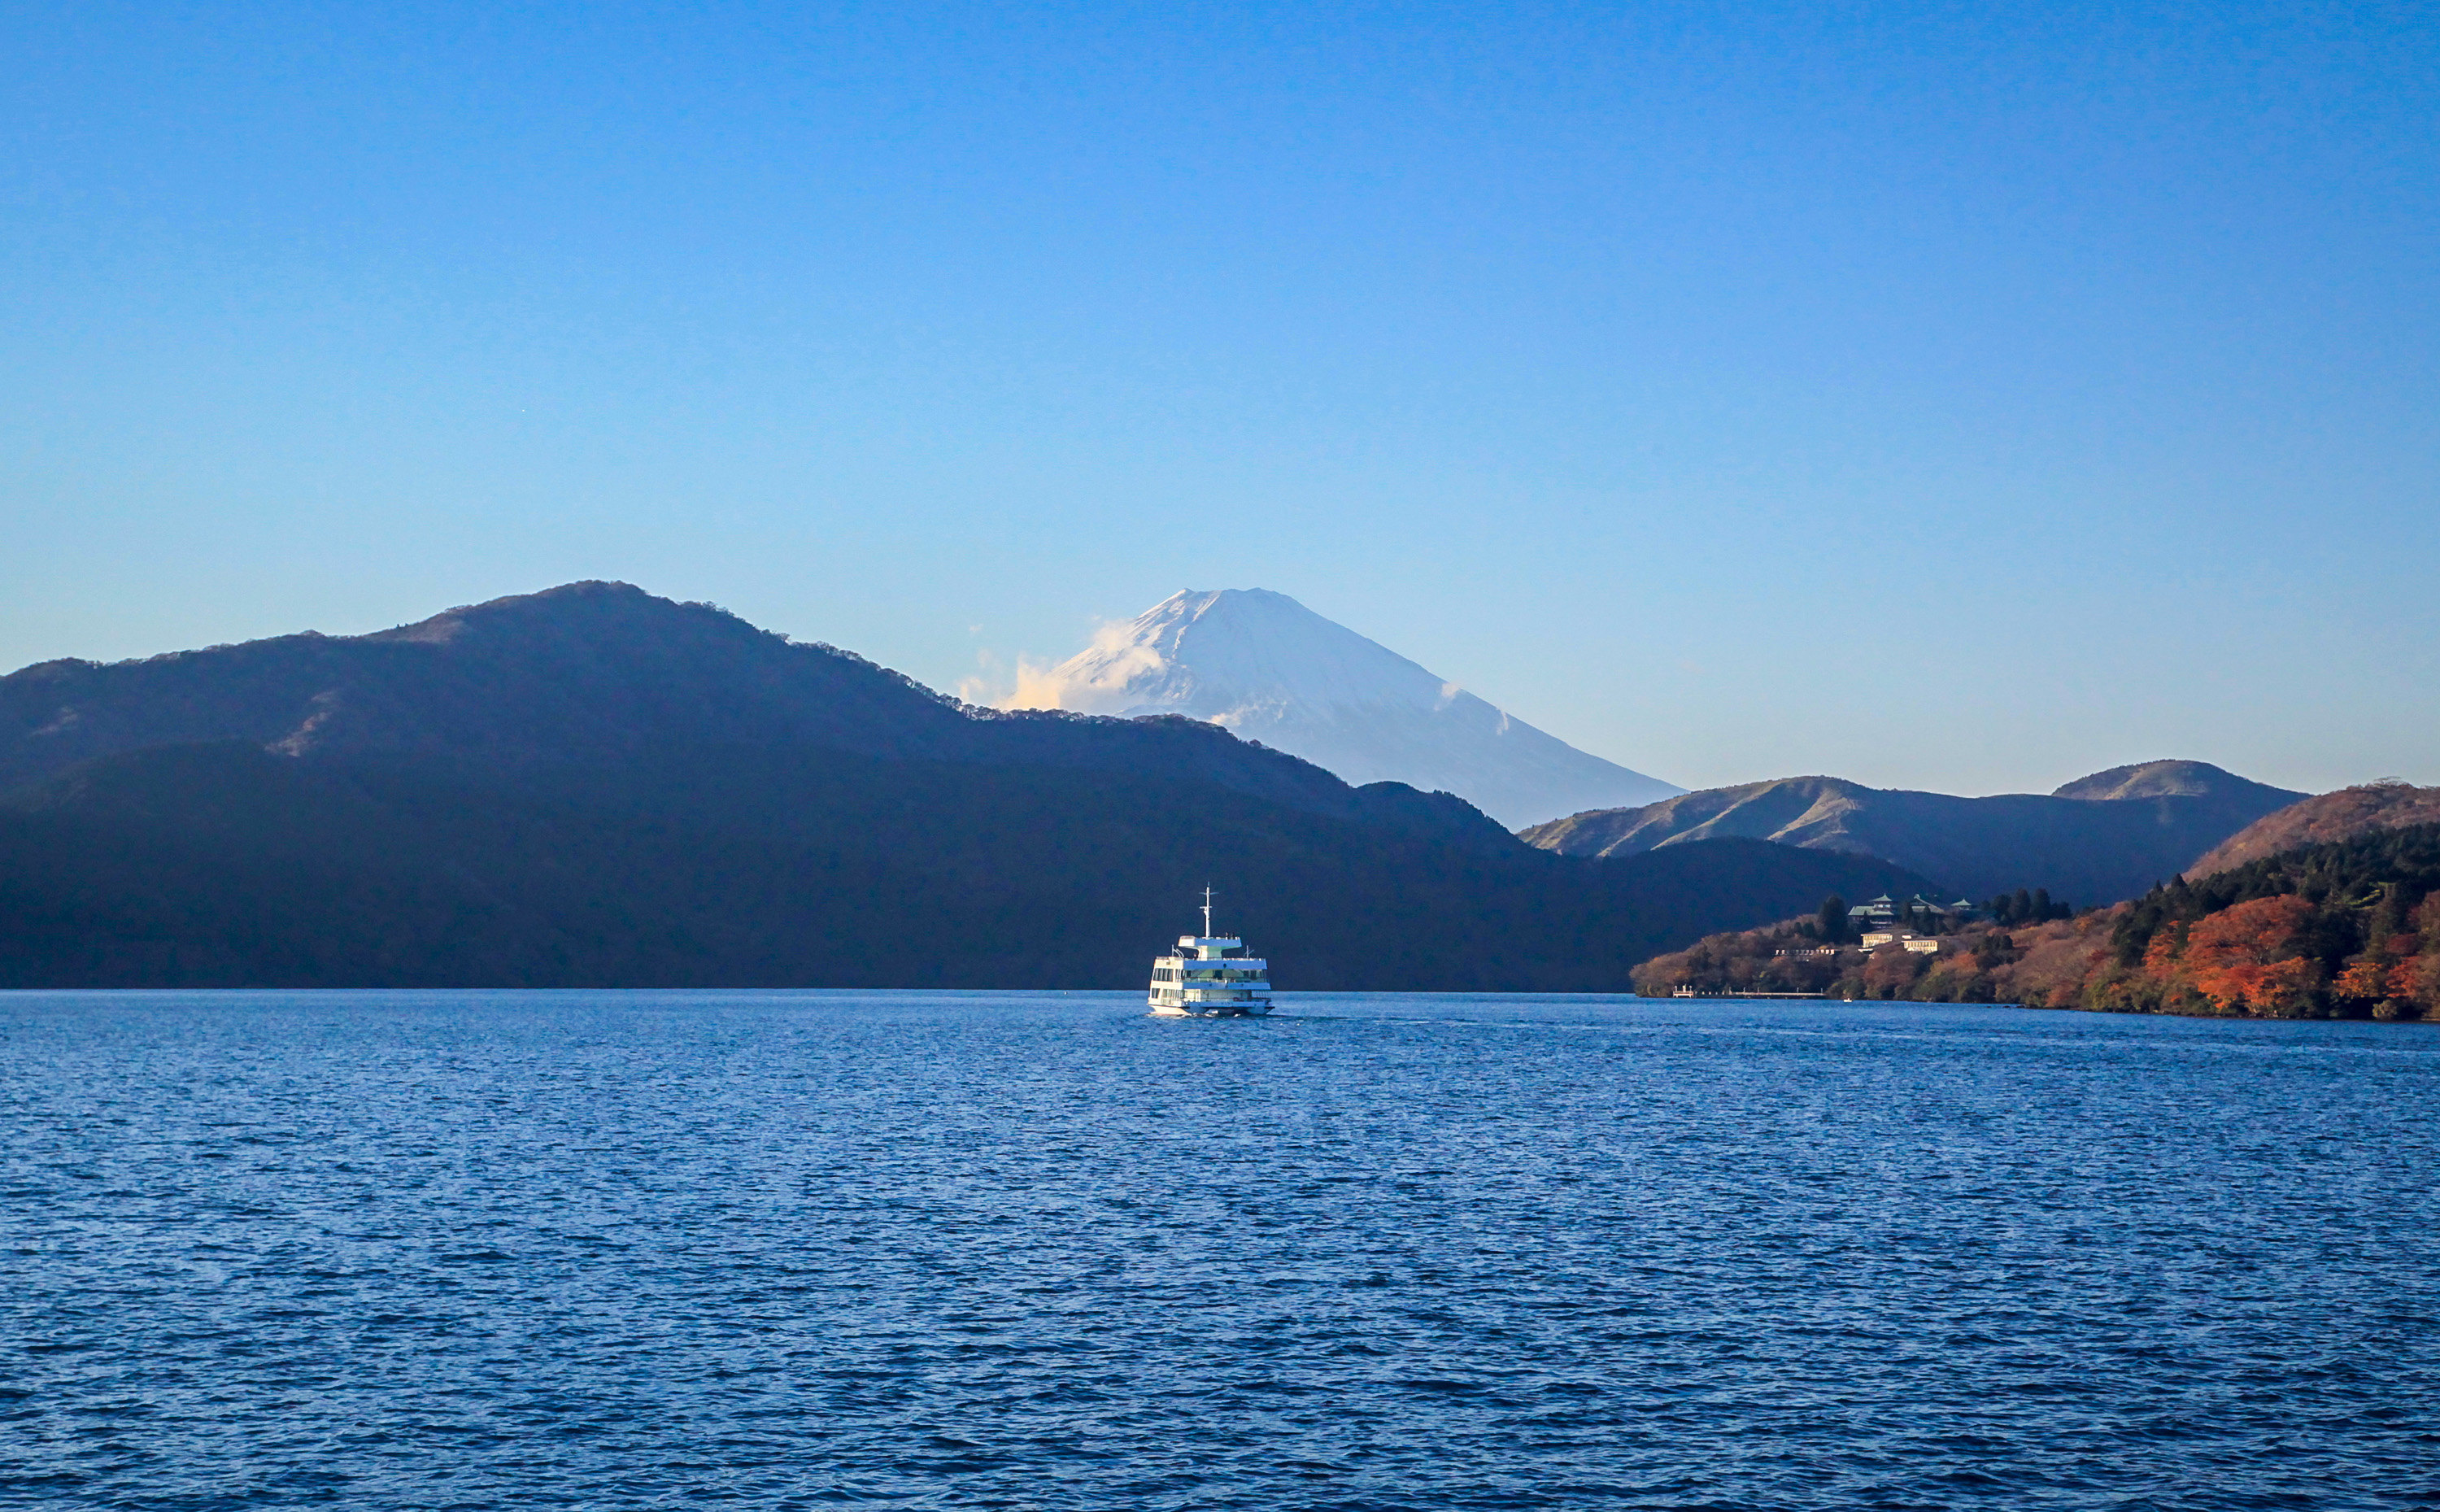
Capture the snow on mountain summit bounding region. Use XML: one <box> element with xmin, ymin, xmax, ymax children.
<box><xmin>1012</xmin><ymin>589</ymin><xmax>1682</xmax><ymax>828</ymax></box>
<box><xmin>1029</xmin><ymin>589</ymin><xmax>1456</xmax><ymax>717</ymax></box>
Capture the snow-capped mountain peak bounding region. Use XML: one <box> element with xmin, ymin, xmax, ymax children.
<box><xmin>1012</xmin><ymin>589</ymin><xmax>1680</xmax><ymax>827</ymax></box>
<box><xmin>1037</xmin><ymin>589</ymin><xmax>1449</xmax><ymax>717</ymax></box>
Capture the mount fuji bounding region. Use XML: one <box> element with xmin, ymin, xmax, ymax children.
<box><xmin>1013</xmin><ymin>589</ymin><xmax>1682</xmax><ymax>828</ymax></box>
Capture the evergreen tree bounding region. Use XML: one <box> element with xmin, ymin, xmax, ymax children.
<box><xmin>2372</xmin><ymin>881</ymin><xmax>2412</xmax><ymax>946</ymax></box>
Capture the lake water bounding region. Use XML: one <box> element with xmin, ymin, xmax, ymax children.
<box><xmin>4</xmin><ymin>991</ymin><xmax>2437</xmax><ymax>1510</ymax></box>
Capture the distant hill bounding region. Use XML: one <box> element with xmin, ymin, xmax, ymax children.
<box><xmin>2051</xmin><ymin>759</ymin><xmax>2266</xmax><ymax>801</ymax></box>
<box><xmin>1518</xmin><ymin>760</ymin><xmax>2307</xmax><ymax>905</ymax></box>
<box><xmin>2186</xmin><ymin>782</ymin><xmax>2440</xmax><ymax>878</ymax></box>
<box><xmin>0</xmin><ymin>583</ymin><xmax>1932</xmax><ymax>990</ymax></box>
<box><xmin>1011</xmin><ymin>587</ymin><xmax>1680</xmax><ymax>827</ymax></box>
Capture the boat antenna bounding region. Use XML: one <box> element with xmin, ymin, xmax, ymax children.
<box><xmin>1202</xmin><ymin>885</ymin><xmax>1213</xmax><ymax>939</ymax></box>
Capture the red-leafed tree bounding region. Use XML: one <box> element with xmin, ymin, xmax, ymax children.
<box><xmin>2181</xmin><ymin>895</ymin><xmax>2319</xmax><ymax>1015</ymax></box>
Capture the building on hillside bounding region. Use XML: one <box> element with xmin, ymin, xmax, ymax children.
<box><xmin>1861</xmin><ymin>931</ymin><xmax>1942</xmax><ymax>955</ymax></box>
<box><xmin>1854</xmin><ymin>894</ymin><xmax>1980</xmax><ymax>929</ymax></box>
<box><xmin>1852</xmin><ymin>895</ymin><xmax>1902</xmax><ymax>924</ymax></box>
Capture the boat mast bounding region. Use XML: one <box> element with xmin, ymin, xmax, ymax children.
<box><xmin>1201</xmin><ymin>886</ymin><xmax>1213</xmax><ymax>939</ymax></box>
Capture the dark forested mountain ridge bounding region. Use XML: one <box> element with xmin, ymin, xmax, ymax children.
<box><xmin>0</xmin><ymin>739</ymin><xmax>1941</xmax><ymax>989</ymax></box>
<box><xmin>3</xmin><ymin>582</ymin><xmax>955</xmax><ymax>778</ymax></box>
<box><xmin>1518</xmin><ymin>760</ymin><xmax>2307</xmax><ymax>905</ymax></box>
<box><xmin>0</xmin><ymin>583</ymin><xmax>1943</xmax><ymax>988</ymax></box>
<box><xmin>0</xmin><ymin>582</ymin><xmax>1410</xmax><ymax>824</ymax></box>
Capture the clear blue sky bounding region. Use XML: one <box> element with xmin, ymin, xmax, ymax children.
<box><xmin>7</xmin><ymin>1</ymin><xmax>2434</xmax><ymax>795</ymax></box>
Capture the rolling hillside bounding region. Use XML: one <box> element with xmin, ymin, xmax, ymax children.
<box><xmin>2185</xmin><ymin>781</ymin><xmax>2440</xmax><ymax>878</ymax></box>
<box><xmin>1519</xmin><ymin>761</ymin><xmax>2306</xmax><ymax>904</ymax></box>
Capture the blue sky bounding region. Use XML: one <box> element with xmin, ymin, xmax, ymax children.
<box><xmin>7</xmin><ymin>1</ymin><xmax>2434</xmax><ymax>795</ymax></box>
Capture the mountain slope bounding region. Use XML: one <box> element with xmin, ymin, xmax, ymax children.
<box><xmin>2186</xmin><ymin>782</ymin><xmax>2440</xmax><ymax>878</ymax></box>
<box><xmin>0</xmin><ymin>739</ymin><xmax>1937</xmax><ymax>989</ymax></box>
<box><xmin>0</xmin><ymin>582</ymin><xmax>1453</xmax><ymax>830</ymax></box>
<box><xmin>1012</xmin><ymin>588</ymin><xmax>1680</xmax><ymax>827</ymax></box>
<box><xmin>0</xmin><ymin>582</ymin><xmax>1926</xmax><ymax>989</ymax></box>
<box><xmin>1</xmin><ymin>582</ymin><xmax>968</xmax><ymax>781</ymax></box>
<box><xmin>1519</xmin><ymin>761</ymin><xmax>2307</xmax><ymax>904</ymax></box>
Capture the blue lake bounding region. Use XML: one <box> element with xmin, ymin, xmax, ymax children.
<box><xmin>4</xmin><ymin>991</ymin><xmax>2436</xmax><ymax>1510</ymax></box>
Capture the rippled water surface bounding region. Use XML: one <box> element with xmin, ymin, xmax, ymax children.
<box><xmin>5</xmin><ymin>991</ymin><xmax>2438</xmax><ymax>1510</ymax></box>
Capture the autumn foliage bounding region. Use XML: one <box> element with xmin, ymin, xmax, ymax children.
<box><xmin>2177</xmin><ymin>895</ymin><xmax>2318</xmax><ymax>1013</ymax></box>
<box><xmin>1633</xmin><ymin>821</ymin><xmax>2440</xmax><ymax>1022</ymax></box>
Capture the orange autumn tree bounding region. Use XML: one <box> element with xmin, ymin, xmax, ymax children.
<box><xmin>2335</xmin><ymin>959</ymin><xmax>2392</xmax><ymax>1000</ymax></box>
<box><xmin>2180</xmin><ymin>894</ymin><xmax>2319</xmax><ymax>1015</ymax></box>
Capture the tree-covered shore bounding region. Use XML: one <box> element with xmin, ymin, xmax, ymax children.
<box><xmin>1633</xmin><ymin>823</ymin><xmax>2440</xmax><ymax>1021</ymax></box>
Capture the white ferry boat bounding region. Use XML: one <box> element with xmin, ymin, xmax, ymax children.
<box><xmin>1148</xmin><ymin>889</ymin><xmax>1274</xmax><ymax>1017</ymax></box>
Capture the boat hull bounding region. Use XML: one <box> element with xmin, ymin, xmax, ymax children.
<box><xmin>1148</xmin><ymin>999</ymin><xmax>1274</xmax><ymax>1017</ymax></box>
